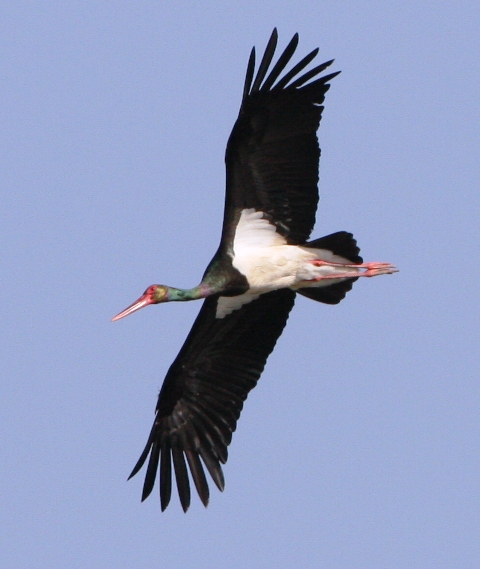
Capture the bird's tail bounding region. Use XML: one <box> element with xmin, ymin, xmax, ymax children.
<box><xmin>297</xmin><ymin>231</ymin><xmax>361</xmax><ymax>305</ymax></box>
<box><xmin>302</xmin><ymin>231</ymin><xmax>362</xmax><ymax>263</ymax></box>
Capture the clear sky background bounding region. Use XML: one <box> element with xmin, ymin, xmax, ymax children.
<box><xmin>2</xmin><ymin>2</ymin><xmax>479</xmax><ymax>568</ymax></box>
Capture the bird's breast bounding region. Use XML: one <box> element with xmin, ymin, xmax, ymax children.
<box><xmin>232</xmin><ymin>245</ymin><xmax>311</xmax><ymax>291</ymax></box>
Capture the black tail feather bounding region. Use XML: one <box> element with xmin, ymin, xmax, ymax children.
<box><xmin>298</xmin><ymin>231</ymin><xmax>362</xmax><ymax>304</ymax></box>
<box><xmin>303</xmin><ymin>231</ymin><xmax>362</xmax><ymax>264</ymax></box>
<box><xmin>297</xmin><ymin>278</ymin><xmax>357</xmax><ymax>305</ymax></box>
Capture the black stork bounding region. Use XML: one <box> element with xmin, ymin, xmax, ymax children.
<box><xmin>112</xmin><ymin>29</ymin><xmax>397</xmax><ymax>512</ymax></box>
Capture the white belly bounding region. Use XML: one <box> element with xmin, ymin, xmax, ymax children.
<box><xmin>234</xmin><ymin>244</ymin><xmax>359</xmax><ymax>292</ymax></box>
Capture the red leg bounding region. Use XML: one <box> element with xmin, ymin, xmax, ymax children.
<box><xmin>310</xmin><ymin>259</ymin><xmax>398</xmax><ymax>280</ymax></box>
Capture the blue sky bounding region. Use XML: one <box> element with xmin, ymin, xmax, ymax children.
<box><xmin>2</xmin><ymin>2</ymin><xmax>479</xmax><ymax>568</ymax></box>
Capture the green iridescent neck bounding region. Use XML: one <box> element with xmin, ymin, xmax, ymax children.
<box><xmin>164</xmin><ymin>283</ymin><xmax>213</xmax><ymax>302</ymax></box>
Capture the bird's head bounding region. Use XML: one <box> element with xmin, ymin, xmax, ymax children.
<box><xmin>111</xmin><ymin>285</ymin><xmax>169</xmax><ymax>322</ymax></box>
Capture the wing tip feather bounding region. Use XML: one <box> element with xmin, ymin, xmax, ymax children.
<box><xmin>242</xmin><ymin>31</ymin><xmax>339</xmax><ymax>99</ymax></box>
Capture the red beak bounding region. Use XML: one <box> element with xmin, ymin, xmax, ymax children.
<box><xmin>111</xmin><ymin>293</ymin><xmax>153</xmax><ymax>322</ymax></box>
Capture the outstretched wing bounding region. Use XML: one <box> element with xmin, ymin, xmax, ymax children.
<box><xmin>221</xmin><ymin>28</ymin><xmax>340</xmax><ymax>248</ymax></box>
<box><xmin>129</xmin><ymin>289</ymin><xmax>296</xmax><ymax>511</ymax></box>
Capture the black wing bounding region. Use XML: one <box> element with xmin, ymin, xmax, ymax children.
<box><xmin>129</xmin><ymin>289</ymin><xmax>296</xmax><ymax>511</ymax></box>
<box><xmin>221</xmin><ymin>29</ymin><xmax>340</xmax><ymax>247</ymax></box>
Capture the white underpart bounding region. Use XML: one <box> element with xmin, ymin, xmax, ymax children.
<box><xmin>215</xmin><ymin>209</ymin><xmax>361</xmax><ymax>319</ymax></box>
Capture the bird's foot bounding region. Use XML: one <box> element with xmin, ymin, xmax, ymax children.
<box><xmin>356</xmin><ymin>262</ymin><xmax>398</xmax><ymax>277</ymax></box>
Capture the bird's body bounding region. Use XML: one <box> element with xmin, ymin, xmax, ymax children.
<box><xmin>214</xmin><ymin>208</ymin><xmax>374</xmax><ymax>318</ymax></box>
<box><xmin>112</xmin><ymin>30</ymin><xmax>397</xmax><ymax>511</ymax></box>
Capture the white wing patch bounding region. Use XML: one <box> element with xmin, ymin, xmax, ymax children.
<box><xmin>233</xmin><ymin>209</ymin><xmax>286</xmax><ymax>251</ymax></box>
<box><xmin>216</xmin><ymin>292</ymin><xmax>260</xmax><ymax>319</ymax></box>
<box><xmin>228</xmin><ymin>208</ymin><xmax>313</xmax><ymax>294</ymax></box>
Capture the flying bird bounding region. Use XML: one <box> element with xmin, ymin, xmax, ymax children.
<box><xmin>112</xmin><ymin>29</ymin><xmax>397</xmax><ymax>512</ymax></box>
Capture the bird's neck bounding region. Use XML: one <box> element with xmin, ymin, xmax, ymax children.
<box><xmin>166</xmin><ymin>284</ymin><xmax>214</xmax><ymax>302</ymax></box>
<box><xmin>165</xmin><ymin>263</ymin><xmax>242</xmax><ymax>302</ymax></box>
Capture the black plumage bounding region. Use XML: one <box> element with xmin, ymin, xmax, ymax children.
<box><xmin>129</xmin><ymin>30</ymin><xmax>339</xmax><ymax>510</ymax></box>
<box><xmin>112</xmin><ymin>29</ymin><xmax>396</xmax><ymax>511</ymax></box>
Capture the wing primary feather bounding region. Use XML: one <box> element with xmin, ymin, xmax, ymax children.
<box><xmin>242</xmin><ymin>47</ymin><xmax>256</xmax><ymax>103</ymax></box>
<box><xmin>198</xmin><ymin>445</ymin><xmax>225</xmax><ymax>491</ymax></box>
<box><xmin>189</xmin><ymin>405</ymin><xmax>231</xmax><ymax>448</ymax></box>
<box><xmin>289</xmin><ymin>65</ymin><xmax>339</xmax><ymax>89</ymax></box>
<box><xmin>260</xmin><ymin>32</ymin><xmax>299</xmax><ymax>92</ymax></box>
<box><xmin>191</xmin><ymin>414</ymin><xmax>229</xmax><ymax>464</ymax></box>
<box><xmin>297</xmin><ymin>73</ymin><xmax>342</xmax><ymax>103</ymax></box>
<box><xmin>185</xmin><ymin>450</ymin><xmax>210</xmax><ymax>507</ymax></box>
<box><xmin>191</xmin><ymin>399</ymin><xmax>235</xmax><ymax>442</ymax></box>
<box><xmin>250</xmin><ymin>28</ymin><xmax>278</xmax><ymax>94</ymax></box>
<box><xmin>195</xmin><ymin>396</ymin><xmax>238</xmax><ymax>432</ymax></box>
<box><xmin>273</xmin><ymin>48</ymin><xmax>320</xmax><ymax>90</ymax></box>
<box><xmin>141</xmin><ymin>442</ymin><xmax>160</xmax><ymax>501</ymax></box>
<box><xmin>128</xmin><ymin>423</ymin><xmax>156</xmax><ymax>480</ymax></box>
<box><xmin>172</xmin><ymin>447</ymin><xmax>191</xmax><ymax>512</ymax></box>
<box><xmin>160</xmin><ymin>441</ymin><xmax>172</xmax><ymax>511</ymax></box>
